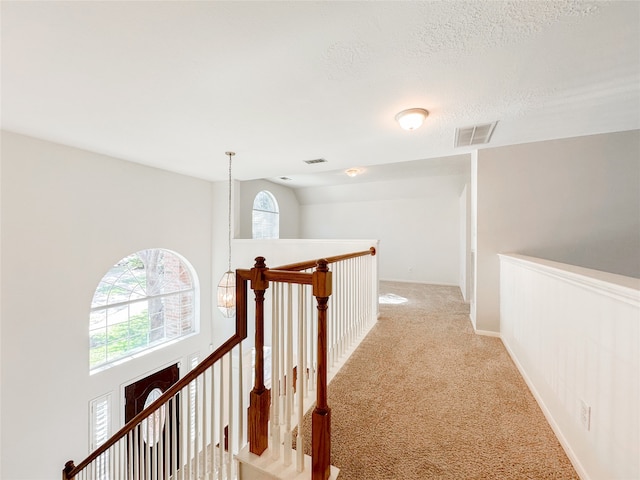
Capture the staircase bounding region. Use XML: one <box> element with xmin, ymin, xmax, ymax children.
<box><xmin>62</xmin><ymin>248</ymin><xmax>377</xmax><ymax>480</ymax></box>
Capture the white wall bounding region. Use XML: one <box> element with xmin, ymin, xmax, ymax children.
<box><xmin>298</xmin><ymin>174</ymin><xmax>466</xmax><ymax>286</ymax></box>
<box><xmin>500</xmin><ymin>254</ymin><xmax>640</xmax><ymax>480</ymax></box>
<box><xmin>238</xmin><ymin>179</ymin><xmax>300</xmax><ymax>239</ymax></box>
<box><xmin>474</xmin><ymin>130</ymin><xmax>640</xmax><ymax>332</ymax></box>
<box><xmin>458</xmin><ymin>185</ymin><xmax>471</xmax><ymax>302</ymax></box>
<box><xmin>0</xmin><ymin>132</ymin><xmax>224</xmax><ymax>479</ymax></box>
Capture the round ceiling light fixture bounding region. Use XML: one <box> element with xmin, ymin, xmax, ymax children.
<box><xmin>395</xmin><ymin>108</ymin><xmax>429</xmax><ymax>131</ymax></box>
<box><xmin>345</xmin><ymin>168</ymin><xmax>361</xmax><ymax>177</ymax></box>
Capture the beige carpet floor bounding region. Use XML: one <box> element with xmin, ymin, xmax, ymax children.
<box><xmin>296</xmin><ymin>281</ymin><xmax>579</xmax><ymax>480</ymax></box>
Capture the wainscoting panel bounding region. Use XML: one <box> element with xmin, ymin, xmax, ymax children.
<box><xmin>499</xmin><ymin>254</ymin><xmax>639</xmax><ymax>480</ymax></box>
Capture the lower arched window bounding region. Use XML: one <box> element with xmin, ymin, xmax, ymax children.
<box><xmin>252</xmin><ymin>190</ymin><xmax>279</xmax><ymax>239</ymax></box>
<box><xmin>89</xmin><ymin>249</ymin><xmax>198</xmax><ymax>372</ymax></box>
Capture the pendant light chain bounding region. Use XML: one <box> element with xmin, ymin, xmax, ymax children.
<box><xmin>227</xmin><ymin>152</ymin><xmax>233</xmax><ymax>272</ymax></box>
<box><xmin>217</xmin><ymin>151</ymin><xmax>236</xmax><ymax>318</ymax></box>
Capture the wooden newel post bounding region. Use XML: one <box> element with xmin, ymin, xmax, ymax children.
<box><xmin>62</xmin><ymin>461</ymin><xmax>75</xmax><ymax>480</ymax></box>
<box><xmin>248</xmin><ymin>257</ymin><xmax>271</xmax><ymax>455</ymax></box>
<box><xmin>312</xmin><ymin>259</ymin><xmax>332</xmax><ymax>480</ymax></box>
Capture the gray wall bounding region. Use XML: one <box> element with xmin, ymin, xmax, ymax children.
<box><xmin>474</xmin><ymin>129</ymin><xmax>640</xmax><ymax>332</ymax></box>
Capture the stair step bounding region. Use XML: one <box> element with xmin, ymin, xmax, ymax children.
<box><xmin>235</xmin><ymin>445</ymin><xmax>339</xmax><ymax>480</ymax></box>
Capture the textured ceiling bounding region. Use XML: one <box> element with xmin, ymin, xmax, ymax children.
<box><xmin>1</xmin><ymin>1</ymin><xmax>638</xmax><ymax>187</ymax></box>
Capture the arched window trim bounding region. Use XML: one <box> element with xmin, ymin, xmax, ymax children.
<box><xmin>89</xmin><ymin>248</ymin><xmax>200</xmax><ymax>374</ymax></box>
<box><xmin>252</xmin><ymin>190</ymin><xmax>280</xmax><ymax>239</ymax></box>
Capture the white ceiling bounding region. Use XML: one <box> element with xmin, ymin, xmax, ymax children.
<box><xmin>1</xmin><ymin>1</ymin><xmax>639</xmax><ymax>187</ymax></box>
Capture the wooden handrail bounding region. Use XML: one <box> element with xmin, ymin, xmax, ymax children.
<box><xmin>273</xmin><ymin>247</ymin><xmax>376</xmax><ymax>272</ymax></box>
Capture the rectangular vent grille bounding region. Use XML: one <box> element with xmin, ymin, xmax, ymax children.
<box><xmin>455</xmin><ymin>122</ymin><xmax>498</xmax><ymax>147</ymax></box>
<box><xmin>303</xmin><ymin>158</ymin><xmax>327</xmax><ymax>165</ymax></box>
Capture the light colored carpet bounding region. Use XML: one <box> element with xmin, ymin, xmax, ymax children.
<box><xmin>297</xmin><ymin>281</ymin><xmax>579</xmax><ymax>479</ymax></box>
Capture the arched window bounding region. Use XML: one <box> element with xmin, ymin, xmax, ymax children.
<box><xmin>89</xmin><ymin>249</ymin><xmax>198</xmax><ymax>372</ymax></box>
<box><xmin>252</xmin><ymin>190</ymin><xmax>279</xmax><ymax>239</ymax></box>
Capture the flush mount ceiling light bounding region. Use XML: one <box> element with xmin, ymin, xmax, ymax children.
<box><xmin>345</xmin><ymin>168</ymin><xmax>361</xmax><ymax>177</ymax></box>
<box><xmin>395</xmin><ymin>108</ymin><xmax>429</xmax><ymax>131</ymax></box>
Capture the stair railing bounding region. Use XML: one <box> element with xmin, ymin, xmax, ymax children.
<box><xmin>63</xmin><ymin>338</ymin><xmax>247</xmax><ymax>480</ymax></box>
<box><xmin>241</xmin><ymin>247</ymin><xmax>376</xmax><ymax>480</ymax></box>
<box><xmin>63</xmin><ymin>247</ymin><xmax>376</xmax><ymax>480</ymax></box>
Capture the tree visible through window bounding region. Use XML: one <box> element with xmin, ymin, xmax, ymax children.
<box><xmin>252</xmin><ymin>190</ymin><xmax>279</xmax><ymax>239</ymax></box>
<box><xmin>89</xmin><ymin>249</ymin><xmax>198</xmax><ymax>372</ymax></box>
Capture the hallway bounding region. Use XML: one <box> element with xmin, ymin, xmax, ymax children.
<box><xmin>298</xmin><ymin>281</ymin><xmax>578</xmax><ymax>479</ymax></box>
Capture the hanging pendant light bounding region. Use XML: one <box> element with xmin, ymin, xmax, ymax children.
<box><xmin>217</xmin><ymin>151</ymin><xmax>236</xmax><ymax>317</ymax></box>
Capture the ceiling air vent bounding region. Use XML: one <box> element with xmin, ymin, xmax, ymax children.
<box><xmin>279</xmin><ymin>176</ymin><xmax>292</xmax><ymax>181</ymax></box>
<box><xmin>303</xmin><ymin>158</ymin><xmax>327</xmax><ymax>165</ymax></box>
<box><xmin>454</xmin><ymin>122</ymin><xmax>498</xmax><ymax>148</ymax></box>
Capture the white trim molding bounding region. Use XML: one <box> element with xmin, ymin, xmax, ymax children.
<box><xmin>499</xmin><ymin>254</ymin><xmax>639</xmax><ymax>480</ymax></box>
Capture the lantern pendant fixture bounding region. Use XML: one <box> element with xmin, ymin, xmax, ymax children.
<box><xmin>217</xmin><ymin>151</ymin><xmax>236</xmax><ymax>317</ymax></box>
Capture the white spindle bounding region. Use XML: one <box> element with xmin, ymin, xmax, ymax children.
<box><xmin>210</xmin><ymin>364</ymin><xmax>217</xmax><ymax>480</ymax></box>
<box><xmin>283</xmin><ymin>283</ymin><xmax>293</xmax><ymax>465</ymax></box>
<box><xmin>279</xmin><ymin>282</ymin><xmax>286</xmax><ymax>425</ymax></box>
<box><xmin>227</xmin><ymin>353</ymin><xmax>233</xmax><ymax>479</ymax></box>
<box><xmin>302</xmin><ymin>283</ymin><xmax>309</xmax><ymax>398</ymax></box>
<box><xmin>172</xmin><ymin>396</ymin><xmax>178</xmax><ymax>480</ymax></box>
<box><xmin>296</xmin><ymin>284</ymin><xmax>305</xmax><ymax>472</ymax></box>
<box><xmin>203</xmin><ymin>370</ymin><xmax>209</xmax><ymax>479</ymax></box>
<box><xmin>237</xmin><ymin>342</ymin><xmax>244</xmax><ymax>456</ymax></box>
<box><xmin>137</xmin><ymin>425</ymin><xmax>143</xmax><ymax>480</ymax></box>
<box><xmin>218</xmin><ymin>361</ymin><xmax>224</xmax><ymax>480</ymax></box>
<box><xmin>271</xmin><ymin>282</ymin><xmax>281</xmax><ymax>459</ymax></box>
<box><xmin>337</xmin><ymin>261</ymin><xmax>343</xmax><ymax>358</ymax></box>
<box><xmin>150</xmin><ymin>411</ymin><xmax>156</xmax><ymax>480</ymax></box>
<box><xmin>164</xmin><ymin>400</ymin><xmax>169</xmax><ymax>480</ymax></box>
<box><xmin>310</xmin><ymin>277</ymin><xmax>316</xmax><ymax>393</ymax></box>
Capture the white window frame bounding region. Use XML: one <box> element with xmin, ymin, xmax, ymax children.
<box><xmin>252</xmin><ymin>190</ymin><xmax>280</xmax><ymax>239</ymax></box>
<box><xmin>89</xmin><ymin>249</ymin><xmax>199</xmax><ymax>373</ymax></box>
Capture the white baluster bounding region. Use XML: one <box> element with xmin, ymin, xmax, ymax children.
<box><xmin>227</xmin><ymin>353</ymin><xmax>233</xmax><ymax>479</ymax></box>
<box><xmin>279</xmin><ymin>282</ymin><xmax>286</xmax><ymax>425</ymax></box>
<box><xmin>171</xmin><ymin>396</ymin><xmax>178</xmax><ymax>480</ymax></box>
<box><xmin>338</xmin><ymin>261</ymin><xmax>344</xmax><ymax>358</ymax></box>
<box><xmin>302</xmin><ymin>284</ymin><xmax>309</xmax><ymax>399</ymax></box>
<box><xmin>296</xmin><ymin>284</ymin><xmax>305</xmax><ymax>472</ymax></box>
<box><xmin>271</xmin><ymin>282</ymin><xmax>281</xmax><ymax>459</ymax></box>
<box><xmin>210</xmin><ymin>365</ymin><xmax>216</xmax><ymax>480</ymax></box>
<box><xmin>163</xmin><ymin>400</ymin><xmax>169</xmax><ymax>480</ymax></box>
<box><xmin>237</xmin><ymin>342</ymin><xmax>244</xmax><ymax>456</ymax></box>
<box><xmin>218</xmin><ymin>361</ymin><xmax>224</xmax><ymax>480</ymax></box>
<box><xmin>152</xmin><ymin>409</ymin><xmax>157</xmax><ymax>480</ymax></box>
<box><xmin>202</xmin><ymin>370</ymin><xmax>209</xmax><ymax>479</ymax></box>
<box><xmin>283</xmin><ymin>283</ymin><xmax>293</xmax><ymax>465</ymax></box>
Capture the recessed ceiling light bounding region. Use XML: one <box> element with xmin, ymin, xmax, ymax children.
<box><xmin>395</xmin><ymin>108</ymin><xmax>429</xmax><ymax>130</ymax></box>
<box><xmin>345</xmin><ymin>168</ymin><xmax>361</xmax><ymax>177</ymax></box>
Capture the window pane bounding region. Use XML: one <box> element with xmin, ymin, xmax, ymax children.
<box><xmin>90</xmin><ymin>249</ymin><xmax>198</xmax><ymax>371</ymax></box>
<box><xmin>253</xmin><ymin>191</ymin><xmax>277</xmax><ymax>212</ymax></box>
<box><xmin>90</xmin><ymin>329</ymin><xmax>107</xmax><ymax>366</ymax></box>
<box><xmin>252</xmin><ymin>191</ymin><xmax>280</xmax><ymax>239</ymax></box>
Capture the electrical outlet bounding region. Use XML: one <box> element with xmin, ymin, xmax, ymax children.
<box><xmin>580</xmin><ymin>399</ymin><xmax>591</xmax><ymax>431</ymax></box>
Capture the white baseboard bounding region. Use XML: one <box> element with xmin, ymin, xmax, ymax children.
<box><xmin>501</xmin><ymin>338</ymin><xmax>590</xmax><ymax>480</ymax></box>
<box><xmin>473</xmin><ymin>328</ymin><xmax>501</xmax><ymax>337</ymax></box>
